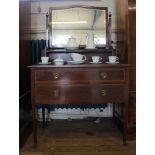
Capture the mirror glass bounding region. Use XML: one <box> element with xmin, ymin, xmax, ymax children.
<box><xmin>49</xmin><ymin>6</ymin><xmax>108</xmax><ymax>48</ymax></box>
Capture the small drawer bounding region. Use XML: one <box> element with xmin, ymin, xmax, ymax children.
<box><xmin>35</xmin><ymin>68</ymin><xmax>125</xmax><ymax>84</ymax></box>
<box><xmin>35</xmin><ymin>84</ymin><xmax>126</xmax><ymax>104</ymax></box>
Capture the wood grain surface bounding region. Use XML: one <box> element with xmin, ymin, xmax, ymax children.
<box><xmin>20</xmin><ymin>119</ymin><xmax>135</xmax><ymax>155</ymax></box>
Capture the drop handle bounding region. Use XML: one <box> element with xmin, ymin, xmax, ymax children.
<box><xmin>100</xmin><ymin>72</ymin><xmax>108</xmax><ymax>79</ymax></box>
<box><xmin>53</xmin><ymin>73</ymin><xmax>60</xmax><ymax>80</ymax></box>
<box><xmin>101</xmin><ymin>89</ymin><xmax>106</xmax><ymax>96</ymax></box>
<box><xmin>53</xmin><ymin>90</ymin><xmax>59</xmax><ymax>97</ymax></box>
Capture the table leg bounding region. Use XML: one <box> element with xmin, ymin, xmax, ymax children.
<box><xmin>32</xmin><ymin>104</ymin><xmax>37</xmax><ymax>147</ymax></box>
<box><xmin>42</xmin><ymin>105</ymin><xmax>45</xmax><ymax>127</ymax></box>
<box><xmin>123</xmin><ymin>103</ymin><xmax>128</xmax><ymax>146</ymax></box>
<box><xmin>113</xmin><ymin>103</ymin><xmax>115</xmax><ymax>119</ymax></box>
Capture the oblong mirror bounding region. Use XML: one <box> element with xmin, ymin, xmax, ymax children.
<box><xmin>48</xmin><ymin>6</ymin><xmax>108</xmax><ymax>49</ymax></box>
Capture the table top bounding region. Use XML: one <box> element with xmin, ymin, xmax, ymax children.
<box><xmin>28</xmin><ymin>64</ymin><xmax>131</xmax><ymax>68</ymax></box>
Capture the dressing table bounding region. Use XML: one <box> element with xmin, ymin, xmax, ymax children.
<box><xmin>29</xmin><ymin>6</ymin><xmax>130</xmax><ymax>146</ymax></box>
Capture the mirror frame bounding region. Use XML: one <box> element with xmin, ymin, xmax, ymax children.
<box><xmin>47</xmin><ymin>5</ymin><xmax>109</xmax><ymax>49</ymax></box>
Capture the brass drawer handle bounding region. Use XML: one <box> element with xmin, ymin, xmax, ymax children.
<box><xmin>53</xmin><ymin>90</ymin><xmax>59</xmax><ymax>97</ymax></box>
<box><xmin>100</xmin><ymin>72</ymin><xmax>108</xmax><ymax>79</ymax></box>
<box><xmin>53</xmin><ymin>73</ymin><xmax>60</xmax><ymax>80</ymax></box>
<box><xmin>101</xmin><ymin>89</ymin><xmax>106</xmax><ymax>96</ymax></box>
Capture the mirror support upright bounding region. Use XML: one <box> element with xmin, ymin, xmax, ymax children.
<box><xmin>46</xmin><ymin>12</ymin><xmax>49</xmax><ymax>48</ymax></box>
<box><xmin>107</xmin><ymin>12</ymin><xmax>112</xmax><ymax>48</ymax></box>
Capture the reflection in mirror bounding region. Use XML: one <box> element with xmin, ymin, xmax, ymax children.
<box><xmin>49</xmin><ymin>6</ymin><xmax>108</xmax><ymax>48</ymax></box>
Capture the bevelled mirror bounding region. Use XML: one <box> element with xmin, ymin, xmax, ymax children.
<box><xmin>48</xmin><ymin>5</ymin><xmax>109</xmax><ymax>49</ymax></box>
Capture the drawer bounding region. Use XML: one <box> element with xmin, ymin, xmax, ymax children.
<box><xmin>35</xmin><ymin>68</ymin><xmax>125</xmax><ymax>84</ymax></box>
<box><xmin>35</xmin><ymin>84</ymin><xmax>126</xmax><ymax>104</ymax></box>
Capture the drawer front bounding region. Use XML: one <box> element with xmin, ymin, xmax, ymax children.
<box><xmin>35</xmin><ymin>84</ymin><xmax>126</xmax><ymax>104</ymax></box>
<box><xmin>35</xmin><ymin>68</ymin><xmax>125</xmax><ymax>83</ymax></box>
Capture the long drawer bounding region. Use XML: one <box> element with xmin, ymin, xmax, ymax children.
<box><xmin>35</xmin><ymin>68</ymin><xmax>125</xmax><ymax>84</ymax></box>
<box><xmin>35</xmin><ymin>84</ymin><xmax>126</xmax><ymax>104</ymax></box>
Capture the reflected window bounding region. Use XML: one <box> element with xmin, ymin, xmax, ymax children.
<box><xmin>52</xmin><ymin>34</ymin><xmax>71</xmax><ymax>47</ymax></box>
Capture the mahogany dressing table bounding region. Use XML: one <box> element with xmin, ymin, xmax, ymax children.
<box><xmin>29</xmin><ymin>64</ymin><xmax>130</xmax><ymax>146</ymax></box>
<box><xmin>28</xmin><ymin>5</ymin><xmax>130</xmax><ymax>146</ymax></box>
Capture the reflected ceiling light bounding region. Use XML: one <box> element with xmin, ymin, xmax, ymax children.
<box><xmin>51</xmin><ymin>21</ymin><xmax>87</xmax><ymax>24</ymax></box>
